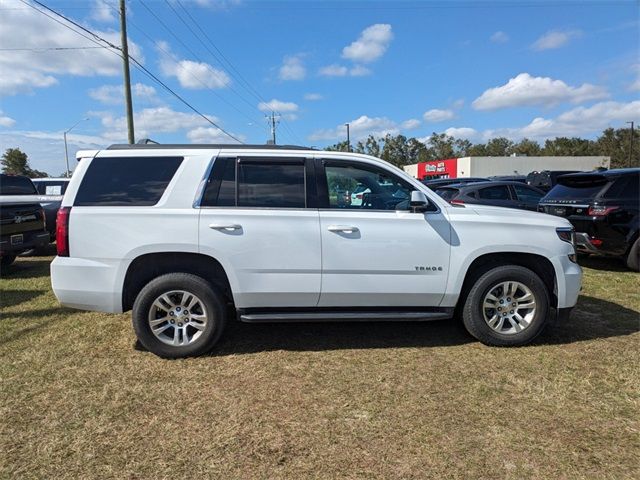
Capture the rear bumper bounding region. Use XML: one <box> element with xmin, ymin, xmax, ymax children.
<box><xmin>50</xmin><ymin>256</ymin><xmax>124</xmax><ymax>313</ymax></box>
<box><xmin>574</xmin><ymin>232</ymin><xmax>600</xmax><ymax>253</ymax></box>
<box><xmin>0</xmin><ymin>231</ymin><xmax>49</xmax><ymax>256</ymax></box>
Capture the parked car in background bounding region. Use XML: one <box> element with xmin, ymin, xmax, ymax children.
<box><xmin>31</xmin><ymin>178</ymin><xmax>69</xmax><ymax>240</ymax></box>
<box><xmin>539</xmin><ymin>168</ymin><xmax>639</xmax><ymax>271</ymax></box>
<box><xmin>0</xmin><ymin>174</ymin><xmax>50</xmax><ymax>267</ymax></box>
<box><xmin>526</xmin><ymin>170</ymin><xmax>581</xmax><ymax>193</ymax></box>
<box><xmin>32</xmin><ymin>177</ymin><xmax>70</xmax><ymax>196</ymax></box>
<box><xmin>435</xmin><ymin>181</ymin><xmax>545</xmax><ymax>211</ymax></box>
<box><xmin>422</xmin><ymin>177</ymin><xmax>489</xmax><ymax>189</ymax></box>
<box><xmin>488</xmin><ymin>175</ymin><xmax>527</xmax><ymax>183</ymax></box>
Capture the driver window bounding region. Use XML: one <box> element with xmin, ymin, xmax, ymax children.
<box><xmin>325</xmin><ymin>164</ymin><xmax>412</xmax><ymax>210</ymax></box>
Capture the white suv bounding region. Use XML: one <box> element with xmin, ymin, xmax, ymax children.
<box><xmin>51</xmin><ymin>144</ymin><xmax>582</xmax><ymax>358</ymax></box>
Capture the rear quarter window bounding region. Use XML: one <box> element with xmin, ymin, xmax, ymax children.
<box><xmin>0</xmin><ymin>175</ymin><xmax>37</xmax><ymax>195</ymax></box>
<box><xmin>74</xmin><ymin>156</ymin><xmax>183</xmax><ymax>206</ymax></box>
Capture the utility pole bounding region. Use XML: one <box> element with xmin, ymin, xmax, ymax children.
<box><xmin>345</xmin><ymin>123</ymin><xmax>351</xmax><ymax>152</ymax></box>
<box><xmin>120</xmin><ymin>0</ymin><xmax>135</xmax><ymax>144</ymax></box>
<box><xmin>267</xmin><ymin>112</ymin><xmax>279</xmax><ymax>144</ymax></box>
<box><xmin>627</xmin><ymin>121</ymin><xmax>634</xmax><ymax>167</ymax></box>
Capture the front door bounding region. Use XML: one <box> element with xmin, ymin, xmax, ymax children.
<box><xmin>317</xmin><ymin>159</ymin><xmax>451</xmax><ymax>307</ymax></box>
<box><xmin>198</xmin><ymin>157</ymin><xmax>321</xmax><ymax>308</ymax></box>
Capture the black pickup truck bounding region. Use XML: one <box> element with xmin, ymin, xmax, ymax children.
<box><xmin>0</xmin><ymin>174</ymin><xmax>50</xmax><ymax>267</ymax></box>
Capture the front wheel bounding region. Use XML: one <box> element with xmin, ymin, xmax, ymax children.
<box><xmin>626</xmin><ymin>238</ymin><xmax>639</xmax><ymax>272</ymax></box>
<box><xmin>462</xmin><ymin>265</ymin><xmax>550</xmax><ymax>347</ymax></box>
<box><xmin>132</xmin><ymin>273</ymin><xmax>227</xmax><ymax>358</ymax></box>
<box><xmin>1</xmin><ymin>254</ymin><xmax>16</xmax><ymax>268</ymax></box>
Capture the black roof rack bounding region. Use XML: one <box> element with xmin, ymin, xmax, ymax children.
<box><xmin>106</xmin><ymin>143</ymin><xmax>315</xmax><ymax>151</ymax></box>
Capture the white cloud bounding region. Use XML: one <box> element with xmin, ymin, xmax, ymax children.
<box><xmin>630</xmin><ymin>78</ymin><xmax>640</xmax><ymax>92</ymax></box>
<box><xmin>96</xmin><ymin>106</ymin><xmax>224</xmax><ymax>140</ymax></box>
<box><xmin>258</xmin><ymin>99</ymin><xmax>299</xmax><ymax>120</ymax></box>
<box><xmin>278</xmin><ymin>54</ymin><xmax>306</xmax><ymax>81</ymax></box>
<box><xmin>304</xmin><ymin>93</ymin><xmax>323</xmax><ymax>101</ymax></box>
<box><xmin>88</xmin><ymin>83</ymin><xmax>158</xmax><ymax>105</ymax></box>
<box><xmin>0</xmin><ymin>111</ymin><xmax>16</xmax><ymax>128</ymax></box>
<box><xmin>90</xmin><ymin>0</ymin><xmax>117</xmax><ymax>23</ymax></box>
<box><xmin>472</xmin><ymin>73</ymin><xmax>608</xmax><ymax>110</ymax></box>
<box><xmin>531</xmin><ymin>29</ymin><xmax>582</xmax><ymax>51</ymax></box>
<box><xmin>423</xmin><ymin>109</ymin><xmax>456</xmax><ymax>123</ymax></box>
<box><xmin>400</xmin><ymin>119</ymin><xmax>421</xmax><ymax>130</ymax></box>
<box><xmin>319</xmin><ymin>64</ymin><xmax>371</xmax><ymax>77</ymax></box>
<box><xmin>309</xmin><ymin>115</ymin><xmax>399</xmax><ymax>142</ymax></box>
<box><xmin>157</xmin><ymin>41</ymin><xmax>230</xmax><ymax>89</ymax></box>
<box><xmin>0</xmin><ymin>0</ymin><xmax>143</xmax><ymax>95</ymax></box>
<box><xmin>187</xmin><ymin>126</ymin><xmax>243</xmax><ymax>144</ymax></box>
<box><xmin>490</xmin><ymin>31</ymin><xmax>509</xmax><ymax>43</ymax></box>
<box><xmin>452</xmin><ymin>98</ymin><xmax>465</xmax><ymax>109</ymax></box>
<box><xmin>188</xmin><ymin>0</ymin><xmax>242</xmax><ymax>8</ymax></box>
<box><xmin>342</xmin><ymin>24</ymin><xmax>393</xmax><ymax>63</ymax></box>
<box><xmin>444</xmin><ymin>127</ymin><xmax>479</xmax><ymax>140</ymax></box>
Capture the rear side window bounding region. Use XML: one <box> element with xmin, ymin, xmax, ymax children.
<box><xmin>477</xmin><ymin>185</ymin><xmax>510</xmax><ymax>200</ymax></box>
<box><xmin>0</xmin><ymin>175</ymin><xmax>37</xmax><ymax>195</ymax></box>
<box><xmin>74</xmin><ymin>156</ymin><xmax>183</xmax><ymax>206</ymax></box>
<box><xmin>435</xmin><ymin>188</ymin><xmax>458</xmax><ymax>201</ymax></box>
<box><xmin>34</xmin><ymin>181</ymin><xmax>68</xmax><ymax>195</ymax></box>
<box><xmin>201</xmin><ymin>158</ymin><xmax>306</xmax><ymax>208</ymax></box>
<box><xmin>603</xmin><ymin>175</ymin><xmax>639</xmax><ymax>199</ymax></box>
<box><xmin>513</xmin><ymin>184</ymin><xmax>544</xmax><ymax>203</ymax></box>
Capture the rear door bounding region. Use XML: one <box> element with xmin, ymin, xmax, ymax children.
<box><xmin>316</xmin><ymin>158</ymin><xmax>450</xmax><ymax>307</ymax></box>
<box><xmin>511</xmin><ymin>184</ymin><xmax>545</xmax><ymax>211</ymax></box>
<box><xmin>198</xmin><ymin>157</ymin><xmax>321</xmax><ymax>308</ymax></box>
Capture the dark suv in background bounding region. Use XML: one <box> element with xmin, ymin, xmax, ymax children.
<box><xmin>539</xmin><ymin>168</ymin><xmax>639</xmax><ymax>271</ymax></box>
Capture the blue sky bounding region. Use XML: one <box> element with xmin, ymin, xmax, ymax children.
<box><xmin>0</xmin><ymin>0</ymin><xmax>638</xmax><ymax>175</ymax></box>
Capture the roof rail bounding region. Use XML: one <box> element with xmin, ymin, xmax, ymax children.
<box><xmin>106</xmin><ymin>143</ymin><xmax>316</xmax><ymax>151</ymax></box>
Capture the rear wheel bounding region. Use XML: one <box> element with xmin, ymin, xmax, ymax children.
<box><xmin>132</xmin><ymin>273</ymin><xmax>227</xmax><ymax>358</ymax></box>
<box><xmin>626</xmin><ymin>238</ymin><xmax>639</xmax><ymax>272</ymax></box>
<box><xmin>462</xmin><ymin>265</ymin><xmax>550</xmax><ymax>346</ymax></box>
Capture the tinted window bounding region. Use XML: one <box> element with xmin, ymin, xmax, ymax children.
<box><xmin>34</xmin><ymin>180</ymin><xmax>68</xmax><ymax>195</ymax></box>
<box><xmin>477</xmin><ymin>185</ymin><xmax>510</xmax><ymax>200</ymax></box>
<box><xmin>237</xmin><ymin>162</ymin><xmax>305</xmax><ymax>208</ymax></box>
<box><xmin>74</xmin><ymin>156</ymin><xmax>183</xmax><ymax>206</ymax></box>
<box><xmin>545</xmin><ymin>178</ymin><xmax>609</xmax><ymax>200</ymax></box>
<box><xmin>435</xmin><ymin>188</ymin><xmax>459</xmax><ymax>201</ymax></box>
<box><xmin>0</xmin><ymin>174</ymin><xmax>37</xmax><ymax>195</ymax></box>
<box><xmin>513</xmin><ymin>184</ymin><xmax>544</xmax><ymax>203</ymax></box>
<box><xmin>325</xmin><ymin>164</ymin><xmax>412</xmax><ymax>210</ymax></box>
<box><xmin>603</xmin><ymin>175</ymin><xmax>639</xmax><ymax>199</ymax></box>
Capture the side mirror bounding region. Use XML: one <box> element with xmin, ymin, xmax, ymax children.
<box><xmin>410</xmin><ymin>190</ymin><xmax>431</xmax><ymax>212</ymax></box>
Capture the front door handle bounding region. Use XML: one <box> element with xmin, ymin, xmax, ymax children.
<box><xmin>327</xmin><ymin>225</ymin><xmax>359</xmax><ymax>234</ymax></box>
<box><xmin>209</xmin><ymin>223</ymin><xmax>242</xmax><ymax>231</ymax></box>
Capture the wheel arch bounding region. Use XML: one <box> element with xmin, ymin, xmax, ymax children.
<box><xmin>122</xmin><ymin>252</ymin><xmax>233</xmax><ymax>312</ymax></box>
<box><xmin>456</xmin><ymin>252</ymin><xmax>557</xmax><ymax>311</ymax></box>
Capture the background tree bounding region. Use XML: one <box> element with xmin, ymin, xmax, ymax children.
<box><xmin>484</xmin><ymin>137</ymin><xmax>514</xmax><ymax>156</ymax></box>
<box><xmin>510</xmin><ymin>138</ymin><xmax>542</xmax><ymax>156</ymax></box>
<box><xmin>595</xmin><ymin>127</ymin><xmax>639</xmax><ymax>169</ymax></box>
<box><xmin>425</xmin><ymin>133</ymin><xmax>455</xmax><ymax>160</ymax></box>
<box><xmin>1</xmin><ymin>148</ymin><xmax>48</xmax><ymax>177</ymax></box>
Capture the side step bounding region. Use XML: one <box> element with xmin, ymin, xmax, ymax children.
<box><xmin>238</xmin><ymin>309</ymin><xmax>453</xmax><ymax>323</ymax></box>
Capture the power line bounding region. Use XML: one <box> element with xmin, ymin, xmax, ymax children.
<box><xmin>0</xmin><ymin>46</ymin><xmax>108</xmax><ymax>51</ymax></box>
<box><xmin>18</xmin><ymin>0</ymin><xmax>243</xmax><ymax>144</ymax></box>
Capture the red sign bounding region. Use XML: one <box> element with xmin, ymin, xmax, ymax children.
<box><xmin>417</xmin><ymin>158</ymin><xmax>458</xmax><ymax>179</ymax></box>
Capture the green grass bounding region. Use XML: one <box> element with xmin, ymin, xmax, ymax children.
<box><xmin>1</xmin><ymin>256</ymin><xmax>639</xmax><ymax>479</ymax></box>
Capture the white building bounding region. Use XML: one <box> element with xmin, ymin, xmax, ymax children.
<box><xmin>403</xmin><ymin>156</ymin><xmax>610</xmax><ymax>180</ymax></box>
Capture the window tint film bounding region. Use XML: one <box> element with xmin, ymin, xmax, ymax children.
<box><xmin>237</xmin><ymin>162</ymin><xmax>305</xmax><ymax>208</ymax></box>
<box><xmin>0</xmin><ymin>174</ymin><xmax>37</xmax><ymax>195</ymax></box>
<box><xmin>603</xmin><ymin>175</ymin><xmax>639</xmax><ymax>199</ymax></box>
<box><xmin>74</xmin><ymin>156</ymin><xmax>183</xmax><ymax>206</ymax></box>
<box><xmin>325</xmin><ymin>164</ymin><xmax>412</xmax><ymax>210</ymax></box>
<box><xmin>477</xmin><ymin>185</ymin><xmax>510</xmax><ymax>200</ymax></box>
<box><xmin>513</xmin><ymin>184</ymin><xmax>543</xmax><ymax>203</ymax></box>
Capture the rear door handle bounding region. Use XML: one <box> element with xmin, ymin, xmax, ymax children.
<box><xmin>327</xmin><ymin>225</ymin><xmax>359</xmax><ymax>234</ymax></box>
<box><xmin>209</xmin><ymin>223</ymin><xmax>242</xmax><ymax>231</ymax></box>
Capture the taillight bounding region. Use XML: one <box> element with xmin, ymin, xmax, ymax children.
<box><xmin>451</xmin><ymin>199</ymin><xmax>465</xmax><ymax>205</ymax></box>
<box><xmin>56</xmin><ymin>207</ymin><xmax>71</xmax><ymax>257</ymax></box>
<box><xmin>356</xmin><ymin>194</ymin><xmax>363</xmax><ymax>199</ymax></box>
<box><xmin>588</xmin><ymin>205</ymin><xmax>619</xmax><ymax>216</ymax></box>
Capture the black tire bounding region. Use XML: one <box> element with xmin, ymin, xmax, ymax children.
<box><xmin>626</xmin><ymin>238</ymin><xmax>639</xmax><ymax>272</ymax></box>
<box><xmin>1</xmin><ymin>254</ymin><xmax>16</xmax><ymax>268</ymax></box>
<box><xmin>132</xmin><ymin>273</ymin><xmax>227</xmax><ymax>358</ymax></box>
<box><xmin>462</xmin><ymin>265</ymin><xmax>550</xmax><ymax>347</ymax></box>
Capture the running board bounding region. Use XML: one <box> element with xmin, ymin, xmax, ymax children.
<box><xmin>238</xmin><ymin>309</ymin><xmax>453</xmax><ymax>323</ymax></box>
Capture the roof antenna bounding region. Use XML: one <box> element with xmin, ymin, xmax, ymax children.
<box><xmin>136</xmin><ymin>138</ymin><xmax>159</xmax><ymax>145</ymax></box>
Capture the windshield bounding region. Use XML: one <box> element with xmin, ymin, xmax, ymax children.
<box><xmin>544</xmin><ymin>175</ymin><xmax>610</xmax><ymax>200</ymax></box>
<box><xmin>0</xmin><ymin>175</ymin><xmax>37</xmax><ymax>195</ymax></box>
